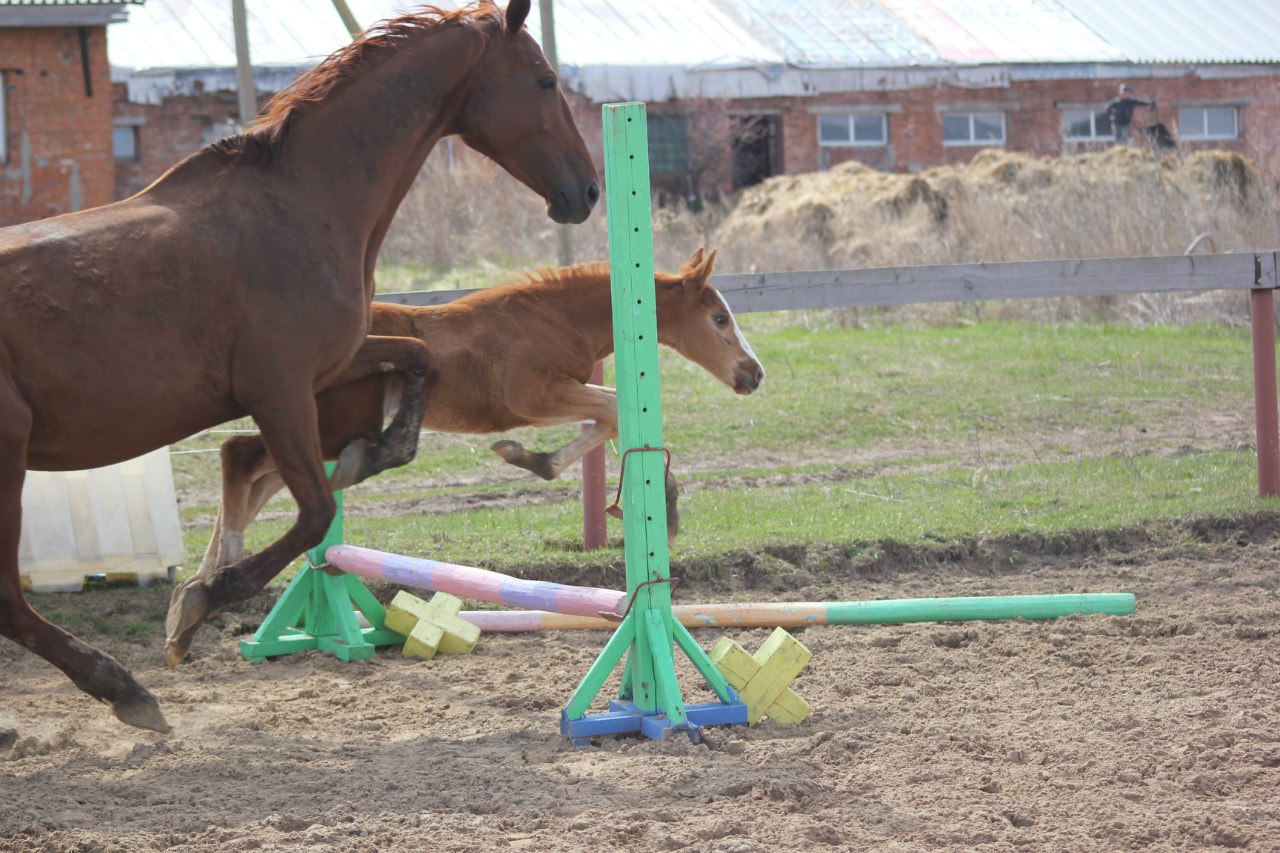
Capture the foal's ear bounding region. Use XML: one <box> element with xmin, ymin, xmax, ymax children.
<box><xmin>505</xmin><ymin>0</ymin><xmax>531</xmax><ymax>34</ymax></box>
<box><xmin>684</xmin><ymin>247</ymin><xmax>718</xmax><ymax>286</ymax></box>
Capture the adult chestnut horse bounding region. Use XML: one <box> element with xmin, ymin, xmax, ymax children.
<box><xmin>0</xmin><ymin>1</ymin><xmax>597</xmax><ymax>732</ymax></box>
<box><xmin>193</xmin><ymin>249</ymin><xmax>763</xmax><ymax>598</ymax></box>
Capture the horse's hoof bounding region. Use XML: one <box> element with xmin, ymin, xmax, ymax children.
<box><xmin>164</xmin><ymin>579</ymin><xmax>210</xmax><ymax>668</ymax></box>
<box><xmin>110</xmin><ymin>690</ymin><xmax>171</xmax><ymax>733</ymax></box>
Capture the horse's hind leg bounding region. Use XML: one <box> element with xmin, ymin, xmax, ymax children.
<box><xmin>0</xmin><ymin>380</ymin><xmax>168</xmax><ymax>731</ymax></box>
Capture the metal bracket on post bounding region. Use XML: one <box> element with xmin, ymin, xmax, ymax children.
<box><xmin>559</xmin><ymin>102</ymin><xmax>746</xmax><ymax>744</ymax></box>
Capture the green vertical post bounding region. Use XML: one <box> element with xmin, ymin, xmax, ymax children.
<box><xmin>561</xmin><ymin>103</ymin><xmax>745</xmax><ymax>743</ymax></box>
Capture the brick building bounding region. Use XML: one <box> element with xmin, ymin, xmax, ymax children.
<box><xmin>0</xmin><ymin>0</ymin><xmax>137</xmax><ymax>226</ymax></box>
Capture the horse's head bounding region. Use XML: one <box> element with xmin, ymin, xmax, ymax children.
<box><xmin>456</xmin><ymin>0</ymin><xmax>600</xmax><ymax>224</ymax></box>
<box><xmin>657</xmin><ymin>248</ymin><xmax>765</xmax><ymax>396</ymax></box>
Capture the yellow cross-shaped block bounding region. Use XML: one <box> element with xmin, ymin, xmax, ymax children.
<box><xmin>384</xmin><ymin>590</ymin><xmax>481</xmax><ymax>660</ymax></box>
<box><xmin>710</xmin><ymin>626</ymin><xmax>812</xmax><ymax>726</ymax></box>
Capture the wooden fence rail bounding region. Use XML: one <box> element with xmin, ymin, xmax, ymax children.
<box><xmin>375</xmin><ymin>251</ymin><xmax>1280</xmax><ymax>545</ymax></box>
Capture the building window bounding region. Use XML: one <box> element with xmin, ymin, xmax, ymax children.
<box><xmin>1178</xmin><ymin>107</ymin><xmax>1238</xmax><ymax>140</ymax></box>
<box><xmin>818</xmin><ymin>113</ymin><xmax>888</xmax><ymax>146</ymax></box>
<box><xmin>1062</xmin><ymin>109</ymin><xmax>1113</xmax><ymax>141</ymax></box>
<box><xmin>647</xmin><ymin>114</ymin><xmax>689</xmax><ymax>174</ymax></box>
<box><xmin>942</xmin><ymin>112</ymin><xmax>1005</xmax><ymax>146</ymax></box>
<box><xmin>113</xmin><ymin>125</ymin><xmax>140</xmax><ymax>161</ymax></box>
<box><xmin>0</xmin><ymin>75</ymin><xmax>6</xmax><ymax>164</ymax></box>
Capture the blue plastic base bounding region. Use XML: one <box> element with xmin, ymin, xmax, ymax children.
<box><xmin>561</xmin><ymin>699</ymin><xmax>749</xmax><ymax>746</ymax></box>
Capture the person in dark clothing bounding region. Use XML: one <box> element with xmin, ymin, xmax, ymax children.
<box><xmin>1106</xmin><ymin>84</ymin><xmax>1154</xmax><ymax>144</ymax></box>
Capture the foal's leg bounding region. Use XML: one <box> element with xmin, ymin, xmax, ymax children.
<box><xmin>165</xmin><ymin>337</ymin><xmax>435</xmax><ymax>667</ymax></box>
<box><xmin>491</xmin><ymin>382</ymin><xmax>617</xmax><ymax>480</ymax></box>
<box><xmin>0</xmin><ymin>379</ymin><xmax>169</xmax><ymax>731</ymax></box>
<box><xmin>197</xmin><ymin>435</ymin><xmax>276</xmax><ymax>577</ymax></box>
<box><xmin>491</xmin><ymin>381</ymin><xmax>681</xmax><ymax>544</ymax></box>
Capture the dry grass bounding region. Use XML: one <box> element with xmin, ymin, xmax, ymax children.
<box><xmin>378</xmin><ymin>145</ymin><xmax>1280</xmax><ymax>324</ymax></box>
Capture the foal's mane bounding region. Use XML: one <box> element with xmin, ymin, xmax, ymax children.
<box><xmin>514</xmin><ymin>263</ymin><xmax>611</xmax><ymax>290</ymax></box>
<box><xmin>208</xmin><ymin>4</ymin><xmax>502</xmax><ymax>165</ymax></box>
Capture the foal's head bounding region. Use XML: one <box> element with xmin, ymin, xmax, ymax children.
<box><xmin>657</xmin><ymin>249</ymin><xmax>765</xmax><ymax>396</ymax></box>
<box><xmin>456</xmin><ymin>0</ymin><xmax>600</xmax><ymax>224</ymax></box>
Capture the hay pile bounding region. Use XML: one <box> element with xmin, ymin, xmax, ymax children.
<box><xmin>714</xmin><ymin>149</ymin><xmax>1276</xmax><ymax>274</ymax></box>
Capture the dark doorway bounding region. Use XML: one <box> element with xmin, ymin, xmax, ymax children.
<box><xmin>732</xmin><ymin>115</ymin><xmax>781</xmax><ymax>191</ymax></box>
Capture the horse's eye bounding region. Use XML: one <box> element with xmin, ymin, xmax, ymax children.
<box><xmin>538</xmin><ymin>75</ymin><xmax>557</xmax><ymax>91</ymax></box>
<box><xmin>714</xmin><ymin>314</ymin><xmax>730</xmax><ymax>327</ymax></box>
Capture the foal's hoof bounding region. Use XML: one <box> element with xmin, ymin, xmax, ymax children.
<box><xmin>330</xmin><ymin>438</ymin><xmax>374</xmax><ymax>490</ymax></box>
<box><xmin>491</xmin><ymin>440</ymin><xmax>555</xmax><ymax>480</ymax></box>
<box><xmin>110</xmin><ymin>690</ymin><xmax>171</xmax><ymax>734</ymax></box>
<box><xmin>164</xmin><ymin>579</ymin><xmax>211</xmax><ymax>669</ymax></box>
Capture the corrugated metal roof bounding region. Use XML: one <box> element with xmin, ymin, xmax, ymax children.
<box><xmin>883</xmin><ymin>0</ymin><xmax>1123</xmax><ymax>64</ymax></box>
<box><xmin>1052</xmin><ymin>0</ymin><xmax>1280</xmax><ymax>65</ymax></box>
<box><xmin>105</xmin><ymin>0</ymin><xmax>1280</xmax><ymax>100</ymax></box>
<box><xmin>718</xmin><ymin>0</ymin><xmax>938</xmax><ymax>67</ymax></box>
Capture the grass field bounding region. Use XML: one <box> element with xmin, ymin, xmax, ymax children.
<box><xmin>169</xmin><ymin>316</ymin><xmax>1274</xmax><ymax>581</ymax></box>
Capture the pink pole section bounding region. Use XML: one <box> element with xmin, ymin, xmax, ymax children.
<box><xmin>581</xmin><ymin>361</ymin><xmax>609</xmax><ymax>549</ymax></box>
<box><xmin>326</xmin><ymin>544</ymin><xmax>624</xmax><ymax>617</ymax></box>
<box><xmin>1250</xmin><ymin>288</ymin><xmax>1280</xmax><ymax>497</ymax></box>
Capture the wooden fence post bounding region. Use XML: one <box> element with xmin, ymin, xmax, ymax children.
<box><xmin>1250</xmin><ymin>284</ymin><xmax>1280</xmax><ymax>497</ymax></box>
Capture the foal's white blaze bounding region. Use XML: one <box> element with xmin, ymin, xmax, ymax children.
<box><xmin>713</xmin><ymin>289</ymin><xmax>763</xmax><ymax>376</ymax></box>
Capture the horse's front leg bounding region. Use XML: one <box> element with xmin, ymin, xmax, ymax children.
<box><xmin>165</xmin><ymin>336</ymin><xmax>435</xmax><ymax>667</ymax></box>
<box><xmin>0</xmin><ymin>380</ymin><xmax>169</xmax><ymax>731</ymax></box>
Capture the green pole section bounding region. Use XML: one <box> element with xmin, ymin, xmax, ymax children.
<box><xmin>822</xmin><ymin>593</ymin><xmax>1135</xmax><ymax>625</ymax></box>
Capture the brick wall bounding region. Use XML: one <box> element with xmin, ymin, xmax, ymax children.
<box><xmin>564</xmin><ymin>69</ymin><xmax>1280</xmax><ymax>198</ymax></box>
<box><xmin>0</xmin><ymin>26</ymin><xmax>114</xmax><ymax>226</ymax></box>
<box><xmin>113</xmin><ymin>84</ymin><xmax>257</xmax><ymax>200</ymax></box>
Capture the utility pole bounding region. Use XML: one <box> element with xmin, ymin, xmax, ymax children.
<box><xmin>231</xmin><ymin>0</ymin><xmax>257</xmax><ymax>126</ymax></box>
<box><xmin>539</xmin><ymin>0</ymin><xmax>604</xmax><ymax>548</ymax></box>
<box><xmin>538</xmin><ymin>0</ymin><xmax>573</xmax><ymax>268</ymax></box>
<box><xmin>330</xmin><ymin>0</ymin><xmax>362</xmax><ymax>38</ymax></box>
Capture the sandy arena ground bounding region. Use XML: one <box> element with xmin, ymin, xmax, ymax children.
<box><xmin>2</xmin><ymin>514</ymin><xmax>1278</xmax><ymax>853</ymax></box>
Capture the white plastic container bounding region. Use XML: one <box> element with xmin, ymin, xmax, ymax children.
<box><xmin>19</xmin><ymin>448</ymin><xmax>184</xmax><ymax>592</ymax></box>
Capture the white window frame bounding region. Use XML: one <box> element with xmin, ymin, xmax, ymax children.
<box><xmin>942</xmin><ymin>112</ymin><xmax>1006</xmax><ymax>147</ymax></box>
<box><xmin>1062</xmin><ymin>108</ymin><xmax>1114</xmax><ymax>142</ymax></box>
<box><xmin>817</xmin><ymin>113</ymin><xmax>888</xmax><ymax>147</ymax></box>
<box><xmin>1177</xmin><ymin>106</ymin><xmax>1239</xmax><ymax>141</ymax></box>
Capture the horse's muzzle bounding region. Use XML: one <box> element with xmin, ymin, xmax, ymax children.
<box><xmin>734</xmin><ymin>361</ymin><xmax>765</xmax><ymax>395</ymax></box>
<box><xmin>549</xmin><ymin>181</ymin><xmax>600</xmax><ymax>224</ymax></box>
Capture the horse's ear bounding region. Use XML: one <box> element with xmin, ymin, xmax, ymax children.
<box><xmin>505</xmin><ymin>0</ymin><xmax>531</xmax><ymax>34</ymax></box>
<box><xmin>686</xmin><ymin>247</ymin><xmax>717</xmax><ymax>286</ymax></box>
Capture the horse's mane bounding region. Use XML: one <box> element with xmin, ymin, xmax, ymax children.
<box><xmin>207</xmin><ymin>4</ymin><xmax>502</xmax><ymax>165</ymax></box>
